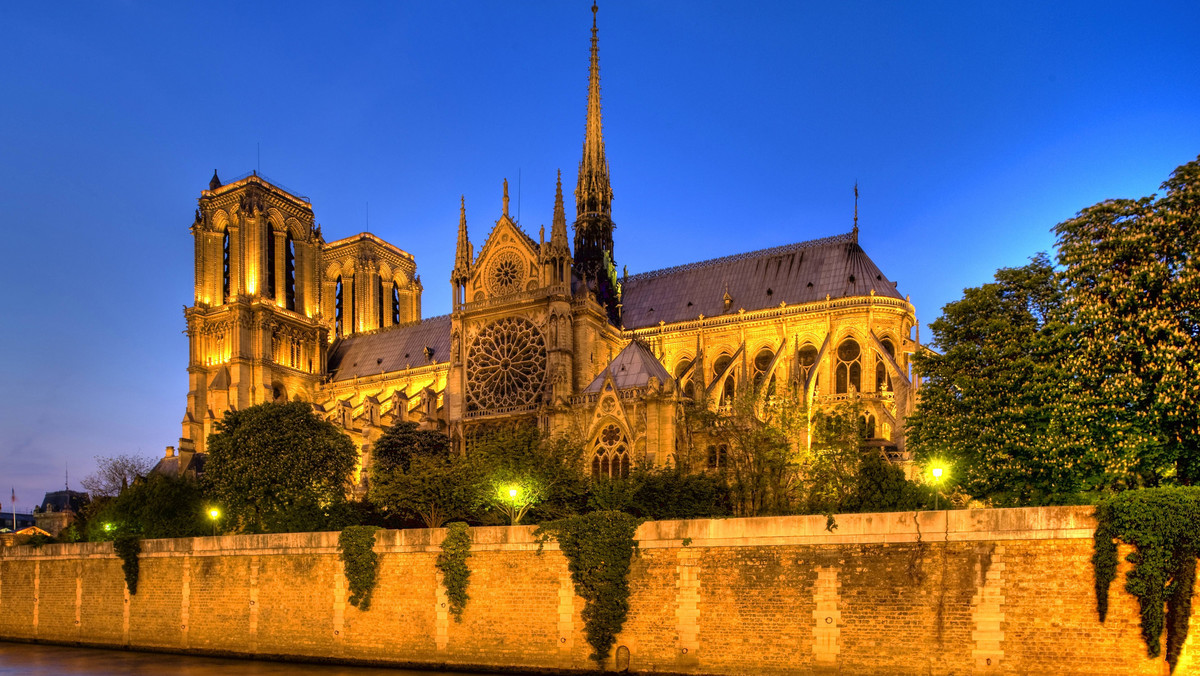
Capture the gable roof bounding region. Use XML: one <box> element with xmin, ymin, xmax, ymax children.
<box><xmin>327</xmin><ymin>315</ymin><xmax>453</xmax><ymax>381</ymax></box>
<box><xmin>619</xmin><ymin>232</ymin><xmax>903</xmax><ymax>329</ymax></box>
<box><xmin>583</xmin><ymin>340</ymin><xmax>673</xmax><ymax>393</ymax></box>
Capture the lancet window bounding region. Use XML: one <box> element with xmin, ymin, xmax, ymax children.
<box><xmin>266</xmin><ymin>231</ymin><xmax>277</xmax><ymax>299</ymax></box>
<box><xmin>377</xmin><ymin>277</ymin><xmax>385</xmax><ymax>328</ymax></box>
<box><xmin>863</xmin><ymin>413</ymin><xmax>877</xmax><ymax>439</ymax></box>
<box><xmin>707</xmin><ymin>444</ymin><xmax>728</xmax><ymax>470</ymax></box>
<box><xmin>796</xmin><ymin>344</ymin><xmax>818</xmax><ymax>390</ymax></box>
<box><xmin>222</xmin><ymin>230</ymin><xmax>231</xmax><ymax>301</ymax></box>
<box><xmin>876</xmin><ymin>338</ymin><xmax>894</xmax><ymax>392</ymax></box>
<box><xmin>285</xmin><ymin>234</ymin><xmax>296</xmax><ymax>311</ymax></box>
<box><xmin>335</xmin><ymin>276</ymin><xmax>345</xmax><ymax>336</ymax></box>
<box><xmin>835</xmin><ymin>338</ymin><xmax>861</xmax><ymax>394</ymax></box>
<box><xmin>392</xmin><ymin>282</ymin><xmax>401</xmax><ymax>325</ymax></box>
<box><xmin>675</xmin><ymin>358</ymin><xmax>695</xmax><ymax>399</ymax></box>
<box><xmin>753</xmin><ymin>347</ymin><xmax>776</xmax><ymax>398</ymax></box>
<box><xmin>713</xmin><ymin>353</ymin><xmax>735</xmax><ymax>405</ymax></box>
<box><xmin>590</xmin><ymin>423</ymin><xmax>630</xmax><ymax>479</ymax></box>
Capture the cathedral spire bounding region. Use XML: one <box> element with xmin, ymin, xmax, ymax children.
<box><xmin>453</xmin><ymin>196</ymin><xmax>471</xmax><ymax>281</ymax></box>
<box><xmin>574</xmin><ymin>1</ymin><xmax>619</xmax><ymax>324</ymax></box>
<box><xmin>552</xmin><ymin>169</ymin><xmax>569</xmax><ymax>248</ymax></box>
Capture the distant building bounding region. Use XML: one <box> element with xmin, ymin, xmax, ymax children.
<box><xmin>0</xmin><ymin>512</ymin><xmax>38</xmax><ymax>534</ymax></box>
<box><xmin>151</xmin><ymin>445</ymin><xmax>206</xmax><ymax>480</ymax></box>
<box><xmin>32</xmin><ymin>490</ymin><xmax>89</xmax><ymax>537</ymax></box>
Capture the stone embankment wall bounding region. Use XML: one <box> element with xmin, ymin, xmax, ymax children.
<box><xmin>0</xmin><ymin>506</ymin><xmax>1196</xmax><ymax>674</ymax></box>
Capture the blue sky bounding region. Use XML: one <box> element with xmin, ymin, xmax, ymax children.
<box><xmin>1</xmin><ymin>1</ymin><xmax>1198</xmax><ymax>507</ymax></box>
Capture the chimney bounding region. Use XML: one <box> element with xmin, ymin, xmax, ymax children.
<box><xmin>165</xmin><ymin>446</ymin><xmax>176</xmax><ymax>459</ymax></box>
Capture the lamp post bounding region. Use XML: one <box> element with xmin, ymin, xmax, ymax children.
<box><xmin>208</xmin><ymin>507</ymin><xmax>220</xmax><ymax>536</ymax></box>
<box><xmin>931</xmin><ymin>466</ymin><xmax>944</xmax><ymax>511</ymax></box>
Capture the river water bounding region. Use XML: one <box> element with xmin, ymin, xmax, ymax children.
<box><xmin>0</xmin><ymin>642</ymin><xmax>504</xmax><ymax>675</ymax></box>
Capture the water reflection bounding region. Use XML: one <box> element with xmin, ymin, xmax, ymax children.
<box><xmin>0</xmin><ymin>642</ymin><xmax>502</xmax><ymax>675</ymax></box>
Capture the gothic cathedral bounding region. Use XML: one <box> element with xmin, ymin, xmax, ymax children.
<box><xmin>177</xmin><ymin>4</ymin><xmax>921</xmax><ymax>487</ymax></box>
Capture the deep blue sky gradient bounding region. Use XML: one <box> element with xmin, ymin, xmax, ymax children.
<box><xmin>2</xmin><ymin>1</ymin><xmax>1198</xmax><ymax>507</ymax></box>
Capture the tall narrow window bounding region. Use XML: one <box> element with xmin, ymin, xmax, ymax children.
<box><xmin>266</xmin><ymin>231</ymin><xmax>276</xmax><ymax>299</ymax></box>
<box><xmin>392</xmin><ymin>283</ymin><xmax>401</xmax><ymax>325</ymax></box>
<box><xmin>796</xmin><ymin>344</ymin><xmax>818</xmax><ymax>390</ymax></box>
<box><xmin>836</xmin><ymin>338</ymin><xmax>861</xmax><ymax>394</ymax></box>
<box><xmin>713</xmin><ymin>353</ymin><xmax>735</xmax><ymax>405</ymax></box>
<box><xmin>752</xmin><ymin>348</ymin><xmax>774</xmax><ymax>392</ymax></box>
<box><xmin>675</xmin><ymin>358</ymin><xmax>695</xmax><ymax>399</ymax></box>
<box><xmin>377</xmin><ymin>277</ymin><xmax>385</xmax><ymax>328</ymax></box>
<box><xmin>222</xmin><ymin>230</ymin><xmax>231</xmax><ymax>301</ymax></box>
<box><xmin>285</xmin><ymin>234</ymin><xmax>296</xmax><ymax>311</ymax></box>
<box><xmin>335</xmin><ymin>276</ymin><xmax>345</xmax><ymax>336</ymax></box>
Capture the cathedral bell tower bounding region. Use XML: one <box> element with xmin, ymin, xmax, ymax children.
<box><xmin>181</xmin><ymin>171</ymin><xmax>328</xmax><ymax>454</ymax></box>
<box><xmin>574</xmin><ymin>1</ymin><xmax>620</xmax><ymax>325</ymax></box>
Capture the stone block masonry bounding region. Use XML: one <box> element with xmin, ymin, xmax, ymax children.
<box><xmin>0</xmin><ymin>507</ymin><xmax>1195</xmax><ymax>674</ymax></box>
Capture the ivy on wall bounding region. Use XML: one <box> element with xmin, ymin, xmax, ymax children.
<box><xmin>536</xmin><ymin>511</ymin><xmax>642</xmax><ymax>663</ymax></box>
<box><xmin>339</xmin><ymin>526</ymin><xmax>381</xmax><ymax>611</ymax></box>
<box><xmin>436</xmin><ymin>522</ymin><xmax>472</xmax><ymax>622</ymax></box>
<box><xmin>1093</xmin><ymin>487</ymin><xmax>1200</xmax><ymax>673</ymax></box>
<box><xmin>112</xmin><ymin>536</ymin><xmax>141</xmax><ymax>595</ymax></box>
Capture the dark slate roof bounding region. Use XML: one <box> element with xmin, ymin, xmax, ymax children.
<box><xmin>584</xmin><ymin>340</ymin><xmax>673</xmax><ymax>393</ymax></box>
<box><xmin>38</xmin><ymin>490</ymin><xmax>89</xmax><ymax>513</ymax></box>
<box><xmin>150</xmin><ymin>452</ymin><xmax>207</xmax><ymax>479</ymax></box>
<box><xmin>620</xmin><ymin>232</ymin><xmax>903</xmax><ymax>329</ymax></box>
<box><xmin>328</xmin><ymin>314</ymin><xmax>453</xmax><ymax>381</ymax></box>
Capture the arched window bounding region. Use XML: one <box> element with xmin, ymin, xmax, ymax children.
<box><xmin>392</xmin><ymin>283</ymin><xmax>401</xmax><ymax>325</ymax></box>
<box><xmin>377</xmin><ymin>276</ymin><xmax>385</xmax><ymax>328</ymax></box>
<box><xmin>285</xmin><ymin>234</ymin><xmax>296</xmax><ymax>311</ymax></box>
<box><xmin>713</xmin><ymin>353</ymin><xmax>735</xmax><ymax>405</ymax></box>
<box><xmin>876</xmin><ymin>338</ymin><xmax>894</xmax><ymax>392</ymax></box>
<box><xmin>335</xmin><ymin>276</ymin><xmax>345</xmax><ymax>336</ymax></box>
<box><xmin>266</xmin><ymin>231</ymin><xmax>277</xmax><ymax>299</ymax></box>
<box><xmin>863</xmin><ymin>414</ymin><xmax>876</xmax><ymax>439</ymax></box>
<box><xmin>707</xmin><ymin>444</ymin><xmax>728</xmax><ymax>469</ymax></box>
<box><xmin>222</xmin><ymin>230</ymin><xmax>231</xmax><ymax>301</ymax></box>
<box><xmin>590</xmin><ymin>423</ymin><xmax>630</xmax><ymax>479</ymax></box>
<box><xmin>752</xmin><ymin>348</ymin><xmax>774</xmax><ymax>389</ymax></box>
<box><xmin>675</xmin><ymin>358</ymin><xmax>695</xmax><ymax>399</ymax></box>
<box><xmin>835</xmin><ymin>338</ymin><xmax>861</xmax><ymax>394</ymax></box>
<box><xmin>796</xmin><ymin>344</ymin><xmax>818</xmax><ymax>390</ymax></box>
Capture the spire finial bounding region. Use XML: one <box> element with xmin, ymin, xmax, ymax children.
<box><xmin>853</xmin><ymin>181</ymin><xmax>860</xmax><ymax>240</ymax></box>
<box><xmin>453</xmin><ymin>195</ymin><xmax>471</xmax><ymax>281</ymax></box>
<box><xmin>502</xmin><ymin>178</ymin><xmax>509</xmax><ymax>216</ymax></box>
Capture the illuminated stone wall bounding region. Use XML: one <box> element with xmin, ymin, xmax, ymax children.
<box><xmin>2</xmin><ymin>507</ymin><xmax>1194</xmax><ymax>674</ymax></box>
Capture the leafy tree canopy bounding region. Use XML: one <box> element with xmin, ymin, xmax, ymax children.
<box><xmin>906</xmin><ymin>254</ymin><xmax>1084</xmax><ymax>504</ymax></box>
<box><xmin>368</xmin><ymin>423</ymin><xmax>479</xmax><ymax>528</ymax></box>
<box><xmin>1054</xmin><ymin>157</ymin><xmax>1200</xmax><ymax>486</ymax></box>
<box><xmin>204</xmin><ymin>402</ymin><xmax>357</xmax><ymax>533</ymax></box>
<box><xmin>89</xmin><ymin>474</ymin><xmax>208</xmax><ymax>540</ymax></box>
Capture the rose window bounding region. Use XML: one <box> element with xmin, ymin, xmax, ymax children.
<box><xmin>466</xmin><ymin>317</ymin><xmax>546</xmax><ymax>410</ymax></box>
<box><xmin>488</xmin><ymin>249</ymin><xmax>526</xmax><ymax>296</ymax></box>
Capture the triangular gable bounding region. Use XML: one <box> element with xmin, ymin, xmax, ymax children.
<box><xmin>583</xmin><ymin>340</ymin><xmax>673</xmax><ymax>393</ymax></box>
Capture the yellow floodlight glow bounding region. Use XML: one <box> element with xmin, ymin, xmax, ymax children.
<box><xmin>208</xmin><ymin>508</ymin><xmax>220</xmax><ymax>520</ymax></box>
<box><xmin>508</xmin><ymin>487</ymin><xmax>519</xmax><ymax>499</ymax></box>
<box><xmin>932</xmin><ymin>467</ymin><xmax>944</xmax><ymax>479</ymax></box>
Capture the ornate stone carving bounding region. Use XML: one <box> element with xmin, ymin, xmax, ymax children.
<box><xmin>487</xmin><ymin>248</ymin><xmax>526</xmax><ymax>296</ymax></box>
<box><xmin>466</xmin><ymin>316</ymin><xmax>546</xmax><ymax>410</ymax></box>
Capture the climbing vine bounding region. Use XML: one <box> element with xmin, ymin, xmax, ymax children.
<box><xmin>436</xmin><ymin>522</ymin><xmax>472</xmax><ymax>622</ymax></box>
<box><xmin>113</xmin><ymin>536</ymin><xmax>141</xmax><ymax>595</ymax></box>
<box><xmin>339</xmin><ymin>526</ymin><xmax>381</xmax><ymax>611</ymax></box>
<box><xmin>1093</xmin><ymin>487</ymin><xmax>1200</xmax><ymax>673</ymax></box>
<box><xmin>535</xmin><ymin>511</ymin><xmax>642</xmax><ymax>664</ymax></box>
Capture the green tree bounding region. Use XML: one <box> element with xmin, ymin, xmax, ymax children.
<box><xmin>368</xmin><ymin>422</ymin><xmax>479</xmax><ymax>528</ymax></box>
<box><xmin>680</xmin><ymin>388</ymin><xmax>805</xmax><ymax>516</ymax></box>
<box><xmin>801</xmin><ymin>398</ymin><xmax>868</xmax><ymax>514</ymax></box>
<box><xmin>204</xmin><ymin>402</ymin><xmax>357</xmax><ymax>533</ymax></box>
<box><xmin>471</xmin><ymin>426</ymin><xmax>588</xmax><ymax>523</ymax></box>
<box><xmin>846</xmin><ymin>452</ymin><xmax>931</xmax><ymax>513</ymax></box>
<box><xmin>1054</xmin><ymin>156</ymin><xmax>1200</xmax><ymax>486</ymax></box>
<box><xmin>88</xmin><ymin>474</ymin><xmax>208</xmax><ymax>540</ymax></box>
<box><xmin>906</xmin><ymin>255</ymin><xmax>1083</xmax><ymax>504</ymax></box>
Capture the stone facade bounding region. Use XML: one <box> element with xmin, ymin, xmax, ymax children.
<box><xmin>1</xmin><ymin>507</ymin><xmax>1195</xmax><ymax>674</ymax></box>
<box><xmin>177</xmin><ymin>5</ymin><xmax>920</xmax><ymax>483</ymax></box>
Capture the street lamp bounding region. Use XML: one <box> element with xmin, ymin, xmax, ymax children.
<box><xmin>207</xmin><ymin>507</ymin><xmax>220</xmax><ymax>536</ymax></box>
<box><xmin>931</xmin><ymin>465</ymin><xmax>946</xmax><ymax>511</ymax></box>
